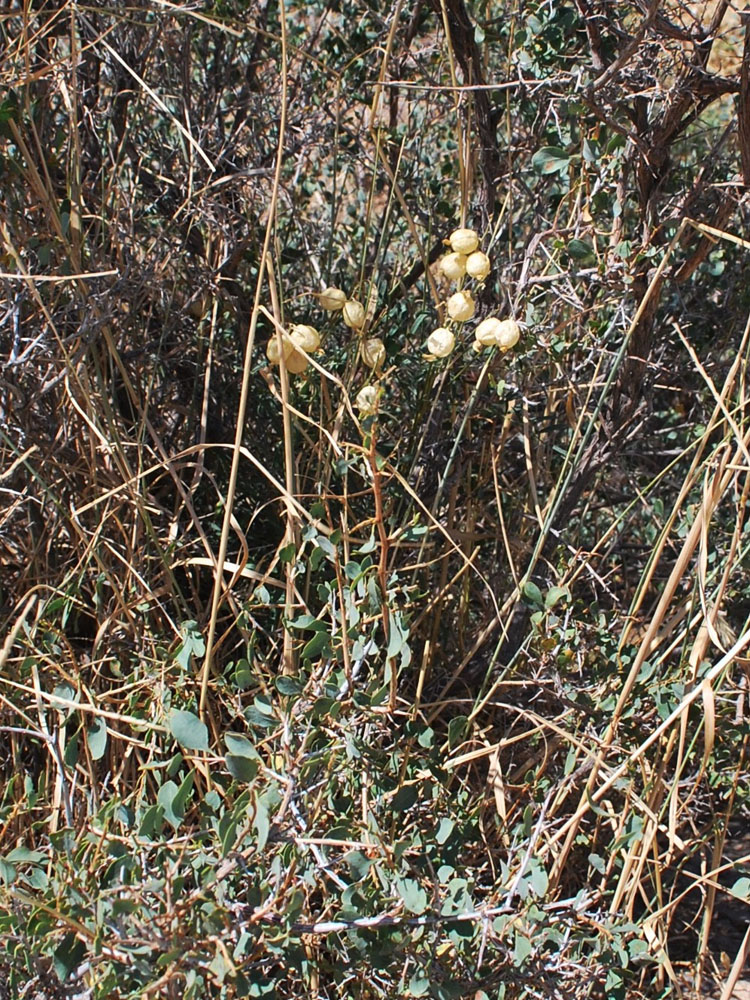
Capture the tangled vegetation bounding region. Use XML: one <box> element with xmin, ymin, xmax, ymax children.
<box><xmin>2</xmin><ymin>2</ymin><xmax>750</xmax><ymax>997</ymax></box>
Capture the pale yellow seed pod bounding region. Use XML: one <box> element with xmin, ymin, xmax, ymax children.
<box><xmin>319</xmin><ymin>287</ymin><xmax>347</xmax><ymax>311</ymax></box>
<box><xmin>440</xmin><ymin>252</ymin><xmax>467</xmax><ymax>281</ymax></box>
<box><xmin>475</xmin><ymin>316</ymin><xmax>502</xmax><ymax>347</ymax></box>
<box><xmin>343</xmin><ymin>299</ymin><xmax>366</xmax><ymax>329</ymax></box>
<box><xmin>495</xmin><ymin>319</ymin><xmax>521</xmax><ymax>351</ymax></box>
<box><xmin>465</xmin><ymin>250</ymin><xmax>491</xmax><ymax>281</ymax></box>
<box><xmin>361</xmin><ymin>337</ymin><xmax>386</xmax><ymax>369</ymax></box>
<box><xmin>289</xmin><ymin>324</ymin><xmax>321</xmax><ymax>353</ymax></box>
<box><xmin>449</xmin><ymin>228</ymin><xmax>479</xmax><ymax>255</ymax></box>
<box><xmin>426</xmin><ymin>327</ymin><xmax>456</xmax><ymax>358</ymax></box>
<box><xmin>446</xmin><ymin>290</ymin><xmax>475</xmax><ymax>323</ymax></box>
<box><xmin>266</xmin><ymin>334</ymin><xmax>294</xmax><ymax>364</ymax></box>
<box><xmin>355</xmin><ymin>384</ymin><xmax>379</xmax><ymax>415</ymax></box>
<box><xmin>284</xmin><ymin>348</ymin><xmax>310</xmax><ymax>374</ymax></box>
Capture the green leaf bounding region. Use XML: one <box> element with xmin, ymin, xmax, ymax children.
<box><xmin>605</xmin><ymin>969</ymin><xmax>624</xmax><ymax>993</ymax></box>
<box><xmin>0</xmin><ymin>858</ymin><xmax>16</xmax><ymax>885</ymax></box>
<box><xmin>386</xmin><ymin>612</ymin><xmax>409</xmax><ymax>661</ymax></box>
<box><xmin>168</xmin><ymin>710</ymin><xmax>208</xmax><ymax>751</ymax></box>
<box><xmin>53</xmin><ymin>933</ymin><xmax>86</xmax><ymax>982</ymax></box>
<box><xmin>279</xmin><ymin>542</ymin><xmax>296</xmax><ymax>563</ymax></box>
<box><xmin>544</xmin><ymin>585</ymin><xmax>570</xmax><ymax>609</ymax></box>
<box><xmin>302</xmin><ymin>629</ymin><xmax>331</xmax><ymax>661</ymax></box>
<box><xmin>531</xmin><ymin>146</ymin><xmax>569</xmax><ymax>175</ymax></box>
<box><xmin>225</xmin><ymin>755</ymin><xmax>259</xmax><ymax>783</ymax></box>
<box><xmin>344</xmin><ymin>560</ymin><xmax>361</xmax><ymax>580</ymax></box>
<box><xmin>409</xmin><ymin>973</ymin><xmax>431</xmax><ymax>997</ymax></box>
<box><xmin>730</xmin><ymin>876</ymin><xmax>750</xmax><ymax>901</ymax></box>
<box><xmin>346</xmin><ymin>850</ymin><xmax>372</xmax><ymax>881</ymax></box>
<box><xmin>275</xmin><ymin>675</ymin><xmax>303</xmax><ymax>696</ymax></box>
<box><xmin>436</xmin><ymin>818</ymin><xmax>455</xmax><ymax>845</ymax></box>
<box><xmin>175</xmin><ymin>620</ymin><xmax>205</xmax><ymax>671</ymax></box>
<box><xmin>208</xmin><ymin>944</ymin><xmax>232</xmax><ymax>984</ymax></box>
<box><xmin>582</xmin><ymin>137</ymin><xmax>599</xmax><ymax>162</ymax></box>
<box><xmin>174</xmin><ymin>770</ymin><xmax>195</xmax><ymax>813</ymax></box>
<box><xmin>5</xmin><ymin>846</ymin><xmax>47</xmax><ymax>865</ymax></box>
<box><xmin>528</xmin><ymin>861</ymin><xmax>548</xmax><ymax>897</ymax></box>
<box><xmin>400</xmin><ymin>523</ymin><xmax>429</xmax><ymax>542</ymax></box>
<box><xmin>522</xmin><ymin>580</ymin><xmax>543</xmax><ymax>607</ymax></box>
<box><xmin>254</xmin><ymin>794</ymin><xmax>272</xmax><ymax>851</ymax></box>
<box><xmin>513</xmin><ymin>930</ymin><xmax>532</xmax><ymax>966</ymax></box>
<box><xmin>219</xmin><ymin>812</ymin><xmax>239</xmax><ymax>857</ymax></box>
<box><xmin>0</xmin><ymin>860</ymin><xmax>16</xmax><ymax>883</ymax></box>
<box><xmin>233</xmin><ymin>660</ymin><xmax>253</xmax><ymax>689</ymax></box>
<box><xmin>355</xmin><ymin>533</ymin><xmax>377</xmax><ymax>554</ymax></box>
<box><xmin>567</xmin><ymin>238</ymin><xmax>595</xmax><ymax>262</ymax></box>
<box><xmin>63</xmin><ymin>733</ymin><xmax>79</xmax><ymax>768</ymax></box>
<box><xmin>254</xmin><ymin>695</ymin><xmax>273</xmax><ymax>715</ymax></box>
<box><xmin>138</xmin><ymin>803</ymin><xmax>162</xmax><ymax>838</ymax></box>
<box><xmin>391</xmin><ymin>784</ymin><xmax>418</xmax><ymax>812</ymax></box>
<box><xmin>39</xmin><ymin>822</ymin><xmax>62</xmax><ymax>855</ymax></box>
<box><xmin>244</xmin><ymin>706</ymin><xmax>277</xmax><ymax>728</ymax></box>
<box><xmin>51</xmin><ymin>682</ymin><xmax>77</xmax><ymax>718</ymax></box>
<box><xmin>87</xmin><ymin>716</ymin><xmax>108</xmax><ymax>760</ymax></box>
<box><xmin>417</xmin><ymin>726</ymin><xmax>434</xmax><ymax>748</ymax></box>
<box><xmin>395</xmin><ymin>877</ymin><xmax>428</xmax><ymax>914</ymax></box>
<box><xmin>629</xmin><ymin>938</ymin><xmax>649</xmax><ymax>961</ymax></box>
<box><xmin>315</xmin><ymin>535</ymin><xmax>337</xmax><ymax>560</ymax></box>
<box><xmin>158</xmin><ymin>780</ymin><xmax>185</xmax><ymax>831</ymax></box>
<box><xmin>448</xmin><ymin>715</ymin><xmax>468</xmax><ymax>749</ymax></box>
<box><xmin>287</xmin><ymin>614</ymin><xmax>326</xmax><ymax>630</ymax></box>
<box><xmin>224</xmin><ymin>733</ymin><xmax>258</xmax><ymax>758</ymax></box>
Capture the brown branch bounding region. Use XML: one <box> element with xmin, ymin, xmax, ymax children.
<box><xmin>574</xmin><ymin>0</ymin><xmax>606</xmax><ymax>72</ymax></box>
<box><xmin>740</xmin><ymin>11</ymin><xmax>750</xmax><ymax>187</ymax></box>
<box><xmin>675</xmin><ymin>194</ymin><xmax>739</xmax><ymax>284</ymax></box>
<box><xmin>428</xmin><ymin>0</ymin><xmax>502</xmax><ymax>222</ymax></box>
<box><xmin>589</xmin><ymin>0</ymin><xmax>660</xmax><ymax>93</ymax></box>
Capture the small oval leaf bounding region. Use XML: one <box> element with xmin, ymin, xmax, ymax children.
<box><xmin>87</xmin><ymin>717</ymin><xmax>108</xmax><ymax>760</ymax></box>
<box><xmin>224</xmin><ymin>733</ymin><xmax>258</xmax><ymax>758</ymax></box>
<box><xmin>168</xmin><ymin>709</ymin><xmax>208</xmax><ymax>751</ymax></box>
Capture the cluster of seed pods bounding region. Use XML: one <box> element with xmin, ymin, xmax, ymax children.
<box><xmin>264</xmin><ymin>226</ymin><xmax>521</xmax><ymax>418</ymax></box>
<box><xmin>427</xmin><ymin>227</ymin><xmax>520</xmax><ymax>360</ymax></box>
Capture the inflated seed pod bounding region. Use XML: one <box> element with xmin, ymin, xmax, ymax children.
<box><xmin>289</xmin><ymin>324</ymin><xmax>321</xmax><ymax>353</ymax></box>
<box><xmin>284</xmin><ymin>348</ymin><xmax>310</xmax><ymax>374</ymax></box>
<box><xmin>465</xmin><ymin>250</ymin><xmax>491</xmax><ymax>281</ymax></box>
<box><xmin>449</xmin><ymin>228</ymin><xmax>479</xmax><ymax>255</ymax></box>
<box><xmin>440</xmin><ymin>252</ymin><xmax>467</xmax><ymax>281</ymax></box>
<box><xmin>343</xmin><ymin>299</ymin><xmax>366</xmax><ymax>329</ymax></box>
<box><xmin>266</xmin><ymin>334</ymin><xmax>294</xmax><ymax>364</ymax></box>
<box><xmin>356</xmin><ymin>384</ymin><xmax>379</xmax><ymax>414</ymax></box>
<box><xmin>361</xmin><ymin>337</ymin><xmax>386</xmax><ymax>369</ymax></box>
<box><xmin>446</xmin><ymin>290</ymin><xmax>475</xmax><ymax>322</ymax></box>
<box><xmin>426</xmin><ymin>327</ymin><xmax>456</xmax><ymax>358</ymax></box>
<box><xmin>495</xmin><ymin>319</ymin><xmax>521</xmax><ymax>351</ymax></box>
<box><xmin>475</xmin><ymin>317</ymin><xmax>502</xmax><ymax>347</ymax></box>
<box><xmin>319</xmin><ymin>287</ymin><xmax>347</xmax><ymax>311</ymax></box>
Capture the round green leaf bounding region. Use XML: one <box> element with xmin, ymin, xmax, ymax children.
<box><xmin>87</xmin><ymin>716</ymin><xmax>108</xmax><ymax>760</ymax></box>
<box><xmin>168</xmin><ymin>709</ymin><xmax>208</xmax><ymax>751</ymax></box>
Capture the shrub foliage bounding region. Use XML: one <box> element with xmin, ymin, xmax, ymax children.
<box><xmin>2</xmin><ymin>2</ymin><xmax>750</xmax><ymax>998</ymax></box>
